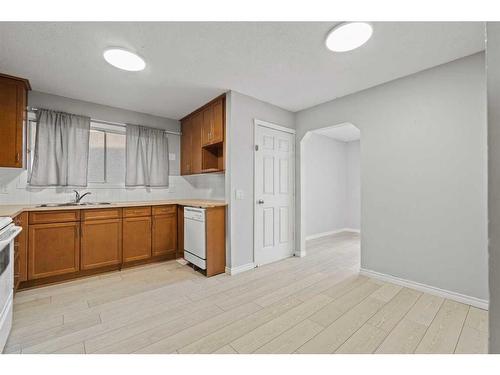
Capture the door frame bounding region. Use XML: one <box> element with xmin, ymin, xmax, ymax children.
<box><xmin>253</xmin><ymin>119</ymin><xmax>296</xmax><ymax>266</ymax></box>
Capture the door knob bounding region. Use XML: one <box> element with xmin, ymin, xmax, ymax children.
<box><xmin>257</xmin><ymin>199</ymin><xmax>265</xmax><ymax>204</ymax></box>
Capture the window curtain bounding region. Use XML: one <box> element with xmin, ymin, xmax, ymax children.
<box><xmin>125</xmin><ymin>124</ymin><xmax>169</xmax><ymax>187</ymax></box>
<box><xmin>29</xmin><ymin>109</ymin><xmax>91</xmax><ymax>186</ymax></box>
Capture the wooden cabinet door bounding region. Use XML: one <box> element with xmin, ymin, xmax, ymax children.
<box><xmin>177</xmin><ymin>206</ymin><xmax>184</xmax><ymax>259</ymax></box>
<box><xmin>211</xmin><ymin>99</ymin><xmax>224</xmax><ymax>144</ymax></box>
<box><xmin>201</xmin><ymin>105</ymin><xmax>213</xmax><ymax>146</ymax></box>
<box><xmin>191</xmin><ymin>111</ymin><xmax>203</xmax><ymax>174</ymax></box>
<box><xmin>152</xmin><ymin>213</ymin><xmax>177</xmax><ymax>257</ymax></box>
<box><xmin>0</xmin><ymin>76</ymin><xmax>27</xmax><ymax>168</ymax></box>
<box><xmin>123</xmin><ymin>216</ymin><xmax>152</xmax><ymax>262</ymax></box>
<box><xmin>81</xmin><ymin>218</ymin><xmax>122</xmax><ymax>270</ymax></box>
<box><xmin>14</xmin><ymin>212</ymin><xmax>28</xmax><ymax>282</ymax></box>
<box><xmin>180</xmin><ymin>117</ymin><xmax>192</xmax><ymax>175</ymax></box>
<box><xmin>28</xmin><ymin>222</ymin><xmax>80</xmax><ymax>280</ymax></box>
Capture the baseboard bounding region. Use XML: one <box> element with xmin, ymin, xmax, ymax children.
<box><xmin>360</xmin><ymin>268</ymin><xmax>489</xmax><ymax>310</ymax></box>
<box><xmin>343</xmin><ymin>228</ymin><xmax>360</xmax><ymax>233</ymax></box>
<box><xmin>306</xmin><ymin>228</ymin><xmax>360</xmax><ymax>240</ymax></box>
<box><xmin>225</xmin><ymin>262</ymin><xmax>255</xmax><ymax>275</ymax></box>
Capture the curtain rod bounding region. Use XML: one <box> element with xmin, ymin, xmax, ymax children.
<box><xmin>27</xmin><ymin>107</ymin><xmax>182</xmax><ymax>136</ymax></box>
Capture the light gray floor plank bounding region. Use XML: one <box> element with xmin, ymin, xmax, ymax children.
<box><xmin>6</xmin><ymin>232</ymin><xmax>487</xmax><ymax>354</ymax></box>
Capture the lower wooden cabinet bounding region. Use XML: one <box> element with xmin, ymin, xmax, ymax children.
<box><xmin>177</xmin><ymin>207</ymin><xmax>184</xmax><ymax>259</ymax></box>
<box><xmin>14</xmin><ymin>212</ymin><xmax>28</xmax><ymax>283</ymax></box>
<box><xmin>123</xmin><ymin>216</ymin><xmax>152</xmax><ymax>262</ymax></box>
<box><xmin>152</xmin><ymin>211</ymin><xmax>177</xmax><ymax>257</ymax></box>
<box><xmin>28</xmin><ymin>222</ymin><xmax>80</xmax><ymax>279</ymax></box>
<box><xmin>17</xmin><ymin>203</ymin><xmax>223</xmax><ymax>289</ymax></box>
<box><xmin>81</xmin><ymin>218</ymin><xmax>122</xmax><ymax>270</ymax></box>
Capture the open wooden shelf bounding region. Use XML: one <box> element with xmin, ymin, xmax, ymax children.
<box><xmin>202</xmin><ymin>142</ymin><xmax>224</xmax><ymax>173</ymax></box>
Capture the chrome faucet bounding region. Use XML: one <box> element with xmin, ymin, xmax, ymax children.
<box><xmin>73</xmin><ymin>190</ymin><xmax>92</xmax><ymax>203</ymax></box>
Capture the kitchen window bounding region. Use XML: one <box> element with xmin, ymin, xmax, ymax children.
<box><xmin>27</xmin><ymin>119</ymin><xmax>126</xmax><ymax>185</ymax></box>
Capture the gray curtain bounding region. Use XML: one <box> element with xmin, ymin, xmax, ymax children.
<box><xmin>125</xmin><ymin>124</ymin><xmax>169</xmax><ymax>187</ymax></box>
<box><xmin>29</xmin><ymin>109</ymin><xmax>91</xmax><ymax>186</ymax></box>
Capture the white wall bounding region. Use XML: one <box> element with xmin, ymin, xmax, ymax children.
<box><xmin>226</xmin><ymin>91</ymin><xmax>295</xmax><ymax>269</ymax></box>
<box><xmin>296</xmin><ymin>53</ymin><xmax>488</xmax><ymax>302</ymax></box>
<box><xmin>487</xmin><ymin>22</ymin><xmax>500</xmax><ymax>353</ymax></box>
<box><xmin>346</xmin><ymin>141</ymin><xmax>361</xmax><ymax>230</ymax></box>
<box><xmin>0</xmin><ymin>91</ymin><xmax>225</xmax><ymax>205</ymax></box>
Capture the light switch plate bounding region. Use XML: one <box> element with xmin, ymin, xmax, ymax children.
<box><xmin>169</xmin><ymin>153</ymin><xmax>176</xmax><ymax>161</ymax></box>
<box><xmin>235</xmin><ymin>189</ymin><xmax>245</xmax><ymax>200</ymax></box>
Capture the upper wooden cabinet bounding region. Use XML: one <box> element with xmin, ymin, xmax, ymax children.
<box><xmin>180</xmin><ymin>117</ymin><xmax>192</xmax><ymax>175</ymax></box>
<box><xmin>0</xmin><ymin>73</ymin><xmax>31</xmax><ymax>168</ymax></box>
<box><xmin>202</xmin><ymin>98</ymin><xmax>224</xmax><ymax>146</ymax></box>
<box><xmin>191</xmin><ymin>112</ymin><xmax>203</xmax><ymax>174</ymax></box>
<box><xmin>181</xmin><ymin>94</ymin><xmax>225</xmax><ymax>175</ymax></box>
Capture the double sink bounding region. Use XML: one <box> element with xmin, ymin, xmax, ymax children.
<box><xmin>37</xmin><ymin>202</ymin><xmax>112</xmax><ymax>208</ymax></box>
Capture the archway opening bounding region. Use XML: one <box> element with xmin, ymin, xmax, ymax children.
<box><xmin>299</xmin><ymin>122</ymin><xmax>361</xmax><ymax>270</ymax></box>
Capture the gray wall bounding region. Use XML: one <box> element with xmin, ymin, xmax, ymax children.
<box><xmin>304</xmin><ymin>133</ymin><xmax>354</xmax><ymax>237</ymax></box>
<box><xmin>29</xmin><ymin>91</ymin><xmax>181</xmax><ymax>175</ymax></box>
<box><xmin>346</xmin><ymin>141</ymin><xmax>361</xmax><ymax>230</ymax></box>
<box><xmin>487</xmin><ymin>23</ymin><xmax>500</xmax><ymax>353</ymax></box>
<box><xmin>226</xmin><ymin>91</ymin><xmax>295</xmax><ymax>268</ymax></box>
<box><xmin>295</xmin><ymin>53</ymin><xmax>488</xmax><ymax>301</ymax></box>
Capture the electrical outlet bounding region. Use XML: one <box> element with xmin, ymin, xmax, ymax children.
<box><xmin>0</xmin><ymin>184</ymin><xmax>8</xmax><ymax>194</ymax></box>
<box><xmin>169</xmin><ymin>153</ymin><xmax>176</xmax><ymax>161</ymax></box>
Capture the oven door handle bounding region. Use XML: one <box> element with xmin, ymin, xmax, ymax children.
<box><xmin>0</xmin><ymin>225</ymin><xmax>22</xmax><ymax>249</ymax></box>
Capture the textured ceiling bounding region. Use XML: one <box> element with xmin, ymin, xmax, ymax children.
<box><xmin>0</xmin><ymin>22</ymin><xmax>485</xmax><ymax>119</ymax></box>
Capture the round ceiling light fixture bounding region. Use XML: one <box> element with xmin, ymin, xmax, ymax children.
<box><xmin>103</xmin><ymin>48</ymin><xmax>146</xmax><ymax>71</ymax></box>
<box><xmin>325</xmin><ymin>22</ymin><xmax>373</xmax><ymax>52</ymax></box>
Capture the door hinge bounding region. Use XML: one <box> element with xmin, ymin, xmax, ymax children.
<box><xmin>255</xmin><ymin>145</ymin><xmax>259</xmax><ymax>151</ymax></box>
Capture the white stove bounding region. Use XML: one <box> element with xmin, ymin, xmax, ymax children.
<box><xmin>0</xmin><ymin>217</ymin><xmax>22</xmax><ymax>353</ymax></box>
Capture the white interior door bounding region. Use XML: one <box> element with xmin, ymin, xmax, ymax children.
<box><xmin>254</xmin><ymin>120</ymin><xmax>295</xmax><ymax>266</ymax></box>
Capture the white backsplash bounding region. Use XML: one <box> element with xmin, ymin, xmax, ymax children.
<box><xmin>0</xmin><ymin>168</ymin><xmax>225</xmax><ymax>205</ymax></box>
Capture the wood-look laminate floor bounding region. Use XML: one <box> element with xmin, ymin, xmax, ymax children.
<box><xmin>5</xmin><ymin>232</ymin><xmax>488</xmax><ymax>354</ymax></box>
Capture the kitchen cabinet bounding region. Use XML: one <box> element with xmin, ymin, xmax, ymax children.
<box><xmin>0</xmin><ymin>73</ymin><xmax>31</xmax><ymax>168</ymax></box>
<box><xmin>81</xmin><ymin>209</ymin><xmax>122</xmax><ymax>270</ymax></box>
<box><xmin>205</xmin><ymin>206</ymin><xmax>226</xmax><ymax>277</ymax></box>
<box><xmin>28</xmin><ymin>221</ymin><xmax>80</xmax><ymax>279</ymax></box>
<box><xmin>15</xmin><ymin>202</ymin><xmax>225</xmax><ymax>290</ymax></box>
<box><xmin>152</xmin><ymin>206</ymin><xmax>177</xmax><ymax>257</ymax></box>
<box><xmin>177</xmin><ymin>207</ymin><xmax>184</xmax><ymax>259</ymax></box>
<box><xmin>180</xmin><ymin>117</ymin><xmax>192</xmax><ymax>175</ymax></box>
<box><xmin>123</xmin><ymin>216</ymin><xmax>152</xmax><ymax>263</ymax></box>
<box><xmin>181</xmin><ymin>94</ymin><xmax>225</xmax><ymax>175</ymax></box>
<box><xmin>179</xmin><ymin>205</ymin><xmax>226</xmax><ymax>276</ymax></box>
<box><xmin>191</xmin><ymin>111</ymin><xmax>203</xmax><ymax>174</ymax></box>
<box><xmin>13</xmin><ymin>212</ymin><xmax>28</xmax><ymax>284</ymax></box>
<box><xmin>202</xmin><ymin>98</ymin><xmax>224</xmax><ymax>146</ymax></box>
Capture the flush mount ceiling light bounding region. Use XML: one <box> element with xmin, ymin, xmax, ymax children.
<box><xmin>325</xmin><ymin>22</ymin><xmax>373</xmax><ymax>52</ymax></box>
<box><xmin>103</xmin><ymin>48</ymin><xmax>146</xmax><ymax>71</ymax></box>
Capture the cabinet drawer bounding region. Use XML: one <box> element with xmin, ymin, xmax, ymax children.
<box><xmin>29</xmin><ymin>210</ymin><xmax>80</xmax><ymax>224</ymax></box>
<box><xmin>123</xmin><ymin>206</ymin><xmax>151</xmax><ymax>218</ymax></box>
<box><xmin>152</xmin><ymin>205</ymin><xmax>177</xmax><ymax>216</ymax></box>
<box><xmin>81</xmin><ymin>208</ymin><xmax>122</xmax><ymax>221</ymax></box>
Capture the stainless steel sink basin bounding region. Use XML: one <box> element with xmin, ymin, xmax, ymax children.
<box><xmin>37</xmin><ymin>202</ymin><xmax>111</xmax><ymax>207</ymax></box>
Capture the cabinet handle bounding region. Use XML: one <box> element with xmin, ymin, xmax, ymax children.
<box><xmin>15</xmin><ymin>152</ymin><xmax>20</xmax><ymax>163</ymax></box>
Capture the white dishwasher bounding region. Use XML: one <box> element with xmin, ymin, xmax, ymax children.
<box><xmin>184</xmin><ymin>207</ymin><xmax>206</xmax><ymax>270</ymax></box>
